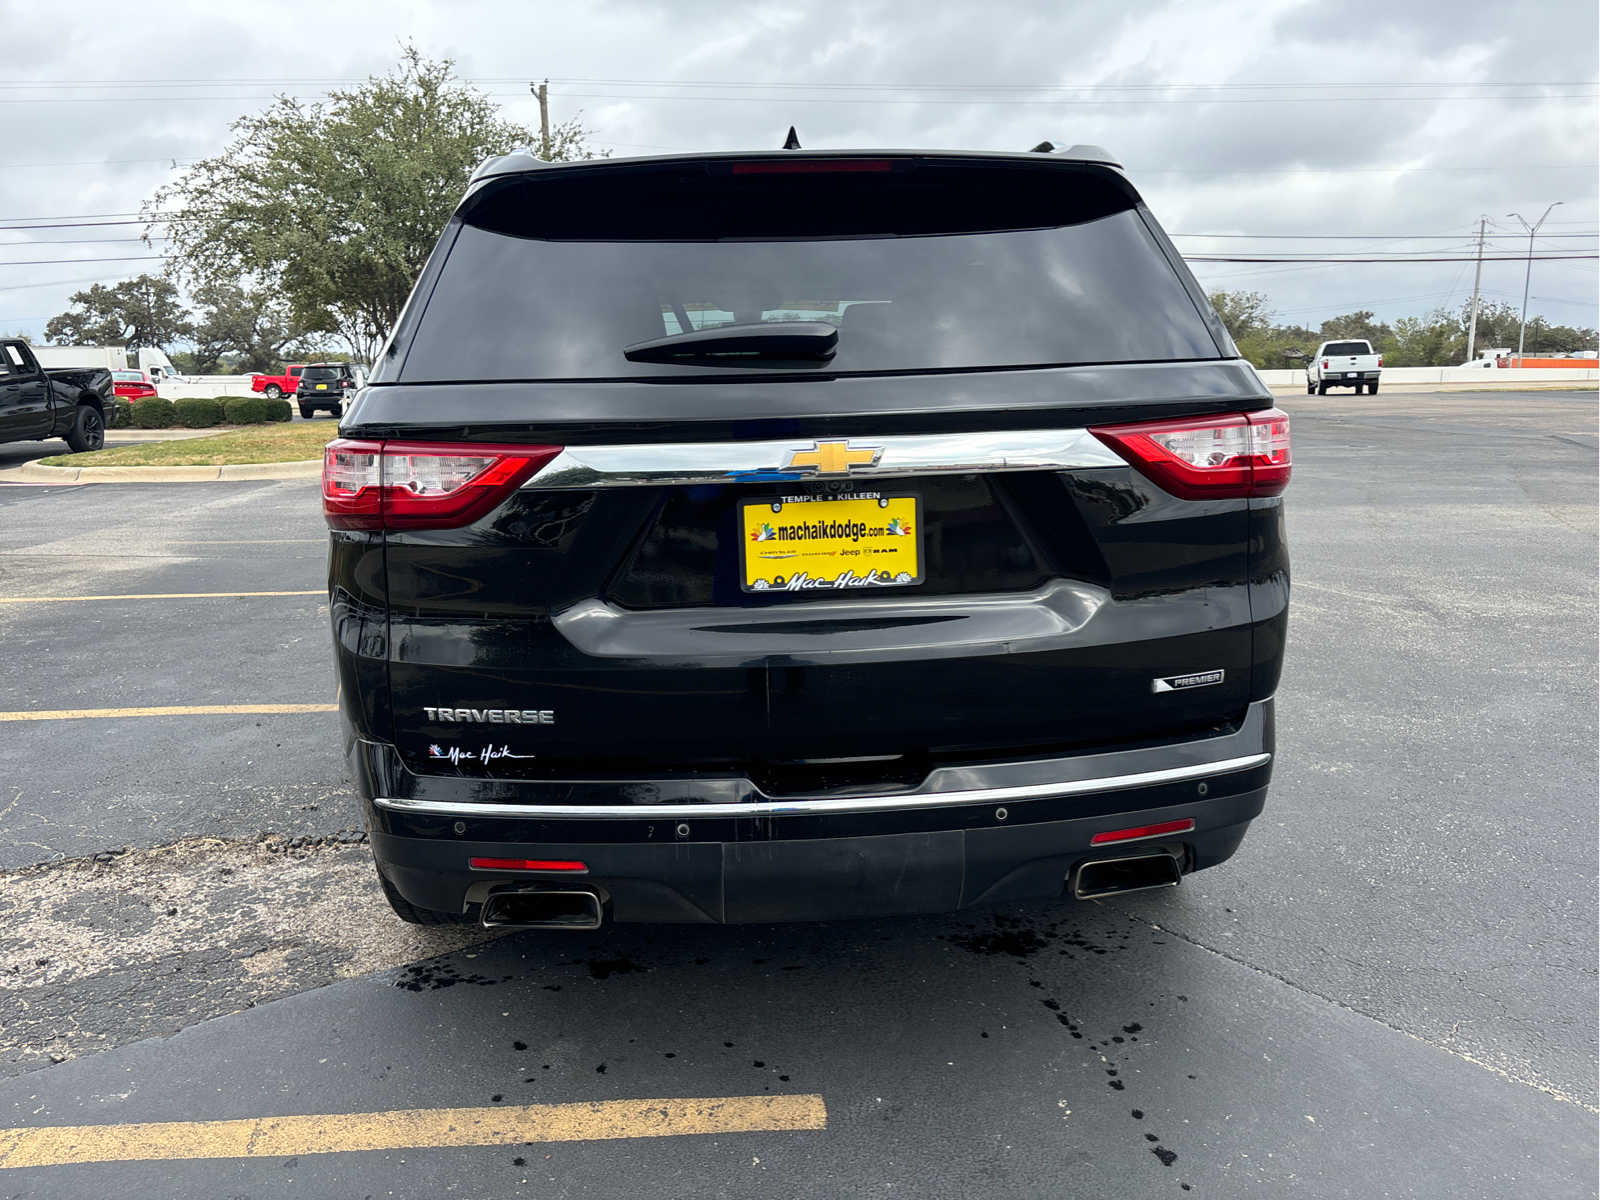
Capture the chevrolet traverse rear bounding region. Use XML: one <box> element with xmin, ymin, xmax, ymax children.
<box><xmin>325</xmin><ymin>146</ymin><xmax>1290</xmax><ymax>928</ymax></box>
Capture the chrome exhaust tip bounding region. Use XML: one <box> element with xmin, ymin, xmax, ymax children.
<box><xmin>1072</xmin><ymin>852</ymin><xmax>1183</xmax><ymax>900</ymax></box>
<box><xmin>480</xmin><ymin>888</ymin><xmax>604</xmax><ymax>930</ymax></box>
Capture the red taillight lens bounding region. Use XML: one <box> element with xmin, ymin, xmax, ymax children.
<box><xmin>1377</xmin><ymin>355</ymin><xmax>1383</xmax><ymax>367</ymax></box>
<box><xmin>1090</xmin><ymin>818</ymin><xmax>1195</xmax><ymax>846</ymax></box>
<box><xmin>322</xmin><ymin>440</ymin><xmax>561</xmax><ymax>531</ymax></box>
<box><xmin>1321</xmin><ymin>360</ymin><xmax>1329</xmax><ymax>370</ymax></box>
<box><xmin>469</xmin><ymin>857</ymin><xmax>588</xmax><ymax>872</ymax></box>
<box><xmin>1090</xmin><ymin>409</ymin><xmax>1291</xmax><ymax>499</ymax></box>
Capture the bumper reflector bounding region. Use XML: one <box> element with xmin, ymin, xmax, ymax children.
<box><xmin>1089</xmin><ymin>818</ymin><xmax>1195</xmax><ymax>846</ymax></box>
<box><xmin>468</xmin><ymin>857</ymin><xmax>588</xmax><ymax>873</ymax></box>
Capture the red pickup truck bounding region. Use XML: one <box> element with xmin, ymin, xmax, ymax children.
<box><xmin>250</xmin><ymin>365</ymin><xmax>306</xmax><ymax>398</ymax></box>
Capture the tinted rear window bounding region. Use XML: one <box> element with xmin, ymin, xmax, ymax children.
<box><xmin>397</xmin><ymin>159</ymin><xmax>1221</xmax><ymax>382</ymax></box>
<box><xmin>1323</xmin><ymin>341</ymin><xmax>1371</xmax><ymax>356</ymax></box>
<box><xmin>302</xmin><ymin>366</ymin><xmax>346</xmax><ymax>380</ymax></box>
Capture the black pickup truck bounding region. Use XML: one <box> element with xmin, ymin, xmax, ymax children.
<box><xmin>0</xmin><ymin>338</ymin><xmax>116</xmax><ymax>453</ymax></box>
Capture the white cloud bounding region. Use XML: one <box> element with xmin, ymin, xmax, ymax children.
<box><xmin>0</xmin><ymin>0</ymin><xmax>1593</xmax><ymax>338</ymax></box>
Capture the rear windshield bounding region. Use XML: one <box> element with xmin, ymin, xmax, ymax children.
<box><xmin>397</xmin><ymin>160</ymin><xmax>1221</xmax><ymax>381</ymax></box>
<box><xmin>302</xmin><ymin>365</ymin><xmax>347</xmax><ymax>381</ymax></box>
<box><xmin>1323</xmin><ymin>341</ymin><xmax>1372</xmax><ymax>356</ymax></box>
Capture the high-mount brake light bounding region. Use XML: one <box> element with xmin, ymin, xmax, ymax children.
<box><xmin>730</xmin><ymin>159</ymin><xmax>894</xmax><ymax>174</ymax></box>
<box><xmin>322</xmin><ymin>440</ymin><xmax>561</xmax><ymax>531</ymax></box>
<box><xmin>1090</xmin><ymin>409</ymin><xmax>1291</xmax><ymax>499</ymax></box>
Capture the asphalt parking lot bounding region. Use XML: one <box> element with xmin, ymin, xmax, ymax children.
<box><xmin>0</xmin><ymin>389</ymin><xmax>1594</xmax><ymax>1197</ymax></box>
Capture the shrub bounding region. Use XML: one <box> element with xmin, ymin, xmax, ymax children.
<box><xmin>113</xmin><ymin>398</ymin><xmax>134</xmax><ymax>427</ymax></box>
<box><xmin>221</xmin><ymin>395</ymin><xmax>274</xmax><ymax>425</ymax></box>
<box><xmin>132</xmin><ymin>396</ymin><xmax>176</xmax><ymax>429</ymax></box>
<box><xmin>261</xmin><ymin>397</ymin><xmax>293</xmax><ymax>422</ymax></box>
<box><xmin>172</xmin><ymin>397</ymin><xmax>224</xmax><ymax>428</ymax></box>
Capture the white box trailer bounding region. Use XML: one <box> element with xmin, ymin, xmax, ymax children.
<box><xmin>30</xmin><ymin>344</ymin><xmax>128</xmax><ymax>372</ymax></box>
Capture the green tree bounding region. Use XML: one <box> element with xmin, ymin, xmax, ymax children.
<box><xmin>1208</xmin><ymin>290</ymin><xmax>1273</xmax><ymax>340</ymax></box>
<box><xmin>1463</xmin><ymin>300</ymin><xmax>1597</xmax><ymax>357</ymax></box>
<box><xmin>154</xmin><ymin>47</ymin><xmax>599</xmax><ymax>363</ymax></box>
<box><xmin>1318</xmin><ymin>310</ymin><xmax>1394</xmax><ymax>349</ymax></box>
<box><xmin>188</xmin><ymin>280</ymin><xmax>317</xmax><ymax>373</ymax></box>
<box><xmin>1386</xmin><ymin>309</ymin><xmax>1463</xmax><ymax>367</ymax></box>
<box><xmin>44</xmin><ymin>274</ymin><xmax>192</xmax><ymax>350</ymax></box>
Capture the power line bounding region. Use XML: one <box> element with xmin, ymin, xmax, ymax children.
<box><xmin>0</xmin><ymin>88</ymin><xmax>1594</xmax><ymax>107</ymax></box>
<box><xmin>0</xmin><ymin>237</ymin><xmax>169</xmax><ymax>245</ymax></box>
<box><xmin>0</xmin><ymin>254</ymin><xmax>165</xmax><ymax>267</ymax></box>
<box><xmin>549</xmin><ymin>90</ymin><xmax>1600</xmax><ymax>106</ymax></box>
<box><xmin>0</xmin><ymin>158</ymin><xmax>198</xmax><ymax>168</ymax></box>
<box><xmin>0</xmin><ymin>218</ymin><xmax>177</xmax><ymax>231</ymax></box>
<box><xmin>542</xmin><ymin>75</ymin><xmax>1600</xmax><ymax>90</ymax></box>
<box><xmin>0</xmin><ymin>75</ymin><xmax>1593</xmax><ymax>91</ymax></box>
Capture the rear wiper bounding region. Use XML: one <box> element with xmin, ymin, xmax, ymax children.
<box><xmin>623</xmin><ymin>321</ymin><xmax>838</xmax><ymax>365</ymax></box>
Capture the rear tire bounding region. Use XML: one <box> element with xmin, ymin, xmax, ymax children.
<box><xmin>377</xmin><ymin>871</ymin><xmax>475</xmax><ymax>926</ymax></box>
<box><xmin>63</xmin><ymin>404</ymin><xmax>105</xmax><ymax>453</ymax></box>
<box><xmin>1368</xmin><ymin>380</ymin><xmax>1379</xmax><ymax>394</ymax></box>
<box><xmin>1316</xmin><ymin>382</ymin><xmax>1328</xmax><ymax>396</ymax></box>
<box><xmin>299</xmin><ymin>404</ymin><xmax>314</xmax><ymax>419</ymax></box>
<box><xmin>328</xmin><ymin>402</ymin><xmax>342</xmax><ymax>419</ymax></box>
<box><xmin>265</xmin><ymin>384</ymin><xmax>282</xmax><ymax>398</ymax></box>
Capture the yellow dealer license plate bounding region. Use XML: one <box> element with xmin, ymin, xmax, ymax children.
<box><xmin>316</xmin><ymin>383</ymin><xmax>328</xmax><ymax>390</ymax></box>
<box><xmin>741</xmin><ymin>494</ymin><xmax>922</xmax><ymax>593</ymax></box>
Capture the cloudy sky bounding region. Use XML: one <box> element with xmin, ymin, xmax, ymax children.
<box><xmin>1</xmin><ymin>0</ymin><xmax>1595</xmax><ymax>344</ymax></box>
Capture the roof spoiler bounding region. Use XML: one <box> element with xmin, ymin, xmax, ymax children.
<box><xmin>1029</xmin><ymin>141</ymin><xmax>1121</xmax><ymax>167</ymax></box>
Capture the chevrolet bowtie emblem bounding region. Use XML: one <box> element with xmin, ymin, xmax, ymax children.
<box><xmin>781</xmin><ymin>440</ymin><xmax>882</xmax><ymax>475</ymax></box>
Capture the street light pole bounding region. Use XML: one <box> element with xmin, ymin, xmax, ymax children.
<box><xmin>1506</xmin><ymin>201</ymin><xmax>1563</xmax><ymax>364</ymax></box>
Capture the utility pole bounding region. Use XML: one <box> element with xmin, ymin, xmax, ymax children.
<box><xmin>530</xmin><ymin>79</ymin><xmax>551</xmax><ymax>159</ymax></box>
<box><xmin>1465</xmin><ymin>216</ymin><xmax>1486</xmax><ymax>362</ymax></box>
<box><xmin>1506</xmin><ymin>200</ymin><xmax>1563</xmax><ymax>363</ymax></box>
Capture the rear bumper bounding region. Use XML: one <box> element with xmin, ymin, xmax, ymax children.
<box><xmin>361</xmin><ymin>700</ymin><xmax>1274</xmax><ymax>924</ymax></box>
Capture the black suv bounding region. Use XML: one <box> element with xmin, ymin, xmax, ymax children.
<box><xmin>296</xmin><ymin>363</ymin><xmax>357</xmax><ymax>418</ymax></box>
<box><xmin>325</xmin><ymin>147</ymin><xmax>1290</xmax><ymax>929</ymax></box>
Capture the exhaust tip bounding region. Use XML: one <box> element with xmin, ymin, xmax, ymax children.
<box><xmin>1072</xmin><ymin>852</ymin><xmax>1182</xmax><ymax>900</ymax></box>
<box><xmin>481</xmin><ymin>888</ymin><xmax>604</xmax><ymax>930</ymax></box>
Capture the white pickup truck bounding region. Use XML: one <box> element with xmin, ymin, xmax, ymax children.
<box><xmin>1308</xmin><ymin>339</ymin><xmax>1382</xmax><ymax>394</ymax></box>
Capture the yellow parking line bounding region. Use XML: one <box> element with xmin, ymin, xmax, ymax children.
<box><xmin>0</xmin><ymin>1094</ymin><xmax>827</xmax><ymax>1169</ymax></box>
<box><xmin>0</xmin><ymin>704</ymin><xmax>337</xmax><ymax>722</ymax></box>
<box><xmin>0</xmin><ymin>590</ymin><xmax>322</xmax><ymax>604</ymax></box>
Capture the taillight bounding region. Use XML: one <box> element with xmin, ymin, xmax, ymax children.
<box><xmin>1377</xmin><ymin>355</ymin><xmax>1383</xmax><ymax>367</ymax></box>
<box><xmin>1321</xmin><ymin>359</ymin><xmax>1329</xmax><ymax>370</ymax></box>
<box><xmin>322</xmin><ymin>440</ymin><xmax>561</xmax><ymax>530</ymax></box>
<box><xmin>1089</xmin><ymin>409</ymin><xmax>1291</xmax><ymax>499</ymax></box>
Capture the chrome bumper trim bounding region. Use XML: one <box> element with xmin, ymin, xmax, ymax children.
<box><xmin>374</xmin><ymin>752</ymin><xmax>1270</xmax><ymax>820</ymax></box>
<box><xmin>521</xmin><ymin>428</ymin><xmax>1123</xmax><ymax>490</ymax></box>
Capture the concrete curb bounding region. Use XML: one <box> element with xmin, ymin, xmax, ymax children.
<box><xmin>1267</xmin><ymin>382</ymin><xmax>1596</xmax><ymax>398</ymax></box>
<box><xmin>5</xmin><ymin>459</ymin><xmax>321</xmax><ymax>484</ymax></box>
